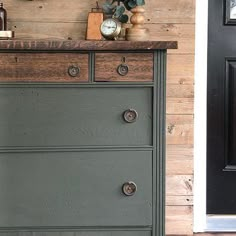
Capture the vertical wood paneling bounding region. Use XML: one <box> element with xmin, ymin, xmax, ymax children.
<box><xmin>4</xmin><ymin>0</ymin><xmax>195</xmax><ymax>235</ymax></box>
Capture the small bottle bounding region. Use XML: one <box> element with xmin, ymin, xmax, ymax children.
<box><xmin>0</xmin><ymin>3</ymin><xmax>7</xmax><ymax>31</ymax></box>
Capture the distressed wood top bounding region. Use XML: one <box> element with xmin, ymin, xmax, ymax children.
<box><xmin>0</xmin><ymin>40</ymin><xmax>177</xmax><ymax>51</ymax></box>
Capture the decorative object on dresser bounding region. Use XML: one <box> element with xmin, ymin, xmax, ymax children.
<box><xmin>86</xmin><ymin>2</ymin><xmax>104</xmax><ymax>40</ymax></box>
<box><xmin>102</xmin><ymin>0</ymin><xmax>148</xmax><ymax>41</ymax></box>
<box><xmin>0</xmin><ymin>2</ymin><xmax>6</xmax><ymax>30</ymax></box>
<box><xmin>125</xmin><ymin>5</ymin><xmax>149</xmax><ymax>41</ymax></box>
<box><xmin>0</xmin><ymin>40</ymin><xmax>177</xmax><ymax>236</ymax></box>
<box><xmin>100</xmin><ymin>18</ymin><xmax>122</xmax><ymax>40</ymax></box>
<box><xmin>0</xmin><ymin>2</ymin><xmax>13</xmax><ymax>39</ymax></box>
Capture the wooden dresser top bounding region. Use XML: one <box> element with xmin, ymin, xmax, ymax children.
<box><xmin>0</xmin><ymin>40</ymin><xmax>177</xmax><ymax>51</ymax></box>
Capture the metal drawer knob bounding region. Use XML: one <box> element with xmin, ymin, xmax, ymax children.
<box><xmin>117</xmin><ymin>64</ymin><xmax>129</xmax><ymax>76</ymax></box>
<box><xmin>122</xmin><ymin>181</ymin><xmax>137</xmax><ymax>196</ymax></box>
<box><xmin>68</xmin><ymin>65</ymin><xmax>80</xmax><ymax>77</ymax></box>
<box><xmin>123</xmin><ymin>109</ymin><xmax>138</xmax><ymax>123</ymax></box>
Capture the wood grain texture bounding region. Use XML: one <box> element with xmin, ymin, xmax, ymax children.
<box><xmin>166</xmin><ymin>145</ymin><xmax>193</xmax><ymax>175</ymax></box>
<box><xmin>5</xmin><ymin>0</ymin><xmax>195</xmax><ymax>23</ymax></box>
<box><xmin>0</xmin><ymin>53</ymin><xmax>89</xmax><ymax>82</ymax></box>
<box><xmin>167</xmin><ymin>85</ymin><xmax>194</xmax><ymax>98</ymax></box>
<box><xmin>167</xmin><ymin>98</ymin><xmax>194</xmax><ymax>115</ymax></box>
<box><xmin>144</xmin><ymin>23</ymin><xmax>195</xmax><ymax>54</ymax></box>
<box><xmin>167</xmin><ymin>54</ymin><xmax>195</xmax><ymax>85</ymax></box>
<box><xmin>7</xmin><ymin>22</ymin><xmax>190</xmax><ymax>53</ymax></box>
<box><xmin>9</xmin><ymin>22</ymin><xmax>87</xmax><ymax>40</ymax></box>
<box><xmin>166</xmin><ymin>206</ymin><xmax>193</xmax><ymax>235</ymax></box>
<box><xmin>166</xmin><ymin>115</ymin><xmax>193</xmax><ymax>145</ymax></box>
<box><xmin>166</xmin><ymin>195</ymin><xmax>193</xmax><ymax>206</ymax></box>
<box><xmin>166</xmin><ymin>175</ymin><xmax>193</xmax><ymax>196</ymax></box>
<box><xmin>146</xmin><ymin>0</ymin><xmax>195</xmax><ymax>24</ymax></box>
<box><xmin>95</xmin><ymin>53</ymin><xmax>153</xmax><ymax>82</ymax></box>
<box><xmin>0</xmin><ymin>40</ymin><xmax>177</xmax><ymax>51</ymax></box>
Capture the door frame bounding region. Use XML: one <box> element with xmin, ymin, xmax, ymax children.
<box><xmin>194</xmin><ymin>0</ymin><xmax>208</xmax><ymax>231</ymax></box>
<box><xmin>194</xmin><ymin>0</ymin><xmax>236</xmax><ymax>232</ymax></box>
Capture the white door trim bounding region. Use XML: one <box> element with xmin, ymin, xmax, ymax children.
<box><xmin>193</xmin><ymin>0</ymin><xmax>208</xmax><ymax>232</ymax></box>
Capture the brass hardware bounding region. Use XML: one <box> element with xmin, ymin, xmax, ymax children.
<box><xmin>123</xmin><ymin>109</ymin><xmax>138</xmax><ymax>123</ymax></box>
<box><xmin>117</xmin><ymin>56</ymin><xmax>129</xmax><ymax>76</ymax></box>
<box><xmin>117</xmin><ymin>64</ymin><xmax>129</xmax><ymax>76</ymax></box>
<box><xmin>122</xmin><ymin>181</ymin><xmax>137</xmax><ymax>196</ymax></box>
<box><xmin>68</xmin><ymin>65</ymin><xmax>80</xmax><ymax>77</ymax></box>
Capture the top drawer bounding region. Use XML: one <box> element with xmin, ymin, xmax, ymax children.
<box><xmin>0</xmin><ymin>53</ymin><xmax>89</xmax><ymax>82</ymax></box>
<box><xmin>95</xmin><ymin>53</ymin><xmax>153</xmax><ymax>82</ymax></box>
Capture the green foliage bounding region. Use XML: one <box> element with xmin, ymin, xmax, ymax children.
<box><xmin>114</xmin><ymin>5</ymin><xmax>125</xmax><ymax>18</ymax></box>
<box><xmin>118</xmin><ymin>14</ymin><xmax>129</xmax><ymax>23</ymax></box>
<box><xmin>102</xmin><ymin>0</ymin><xmax>145</xmax><ymax>23</ymax></box>
<box><xmin>136</xmin><ymin>0</ymin><xmax>145</xmax><ymax>6</ymax></box>
<box><xmin>102</xmin><ymin>1</ymin><xmax>116</xmax><ymax>15</ymax></box>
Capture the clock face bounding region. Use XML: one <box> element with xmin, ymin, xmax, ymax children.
<box><xmin>101</xmin><ymin>19</ymin><xmax>118</xmax><ymax>36</ymax></box>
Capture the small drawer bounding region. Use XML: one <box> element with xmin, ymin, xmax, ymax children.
<box><xmin>0</xmin><ymin>53</ymin><xmax>89</xmax><ymax>82</ymax></box>
<box><xmin>95</xmin><ymin>53</ymin><xmax>153</xmax><ymax>82</ymax></box>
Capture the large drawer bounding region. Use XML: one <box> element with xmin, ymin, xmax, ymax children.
<box><xmin>0</xmin><ymin>53</ymin><xmax>89</xmax><ymax>82</ymax></box>
<box><xmin>0</xmin><ymin>87</ymin><xmax>152</xmax><ymax>147</ymax></box>
<box><xmin>0</xmin><ymin>231</ymin><xmax>151</xmax><ymax>236</ymax></box>
<box><xmin>0</xmin><ymin>151</ymin><xmax>152</xmax><ymax>227</ymax></box>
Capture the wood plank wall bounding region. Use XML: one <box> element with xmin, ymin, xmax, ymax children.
<box><xmin>4</xmin><ymin>0</ymin><xmax>197</xmax><ymax>235</ymax></box>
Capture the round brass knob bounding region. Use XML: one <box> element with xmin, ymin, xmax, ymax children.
<box><xmin>68</xmin><ymin>65</ymin><xmax>80</xmax><ymax>77</ymax></box>
<box><xmin>123</xmin><ymin>109</ymin><xmax>138</xmax><ymax>123</ymax></box>
<box><xmin>117</xmin><ymin>64</ymin><xmax>129</xmax><ymax>76</ymax></box>
<box><xmin>122</xmin><ymin>182</ymin><xmax>137</xmax><ymax>196</ymax></box>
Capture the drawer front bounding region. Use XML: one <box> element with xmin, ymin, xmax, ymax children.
<box><xmin>0</xmin><ymin>53</ymin><xmax>89</xmax><ymax>82</ymax></box>
<box><xmin>0</xmin><ymin>151</ymin><xmax>152</xmax><ymax>227</ymax></box>
<box><xmin>0</xmin><ymin>87</ymin><xmax>152</xmax><ymax>147</ymax></box>
<box><xmin>0</xmin><ymin>232</ymin><xmax>151</xmax><ymax>236</ymax></box>
<box><xmin>95</xmin><ymin>53</ymin><xmax>153</xmax><ymax>82</ymax></box>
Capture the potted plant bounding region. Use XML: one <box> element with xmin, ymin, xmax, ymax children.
<box><xmin>102</xmin><ymin>0</ymin><xmax>145</xmax><ymax>23</ymax></box>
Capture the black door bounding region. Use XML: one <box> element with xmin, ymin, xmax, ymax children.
<box><xmin>207</xmin><ymin>0</ymin><xmax>236</xmax><ymax>213</ymax></box>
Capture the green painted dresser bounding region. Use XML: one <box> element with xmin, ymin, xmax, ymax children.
<box><xmin>0</xmin><ymin>40</ymin><xmax>177</xmax><ymax>236</ymax></box>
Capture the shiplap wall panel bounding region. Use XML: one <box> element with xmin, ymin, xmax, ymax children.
<box><xmin>4</xmin><ymin>0</ymin><xmax>195</xmax><ymax>235</ymax></box>
<box><xmin>166</xmin><ymin>145</ymin><xmax>193</xmax><ymax>175</ymax></box>
<box><xmin>167</xmin><ymin>54</ymin><xmax>195</xmax><ymax>84</ymax></box>
<box><xmin>167</xmin><ymin>175</ymin><xmax>193</xmax><ymax>196</ymax></box>
<box><xmin>166</xmin><ymin>115</ymin><xmax>194</xmax><ymax>145</ymax></box>
<box><xmin>167</xmin><ymin>85</ymin><xmax>194</xmax><ymax>98</ymax></box>
<box><xmin>166</xmin><ymin>206</ymin><xmax>193</xmax><ymax>235</ymax></box>
<box><xmin>166</xmin><ymin>195</ymin><xmax>193</xmax><ymax>206</ymax></box>
<box><xmin>8</xmin><ymin>22</ymin><xmax>86</xmax><ymax>40</ymax></box>
<box><xmin>5</xmin><ymin>0</ymin><xmax>195</xmax><ymax>24</ymax></box>
<box><xmin>7</xmin><ymin>22</ymin><xmax>194</xmax><ymax>54</ymax></box>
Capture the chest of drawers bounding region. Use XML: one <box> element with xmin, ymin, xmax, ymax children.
<box><xmin>0</xmin><ymin>40</ymin><xmax>177</xmax><ymax>236</ymax></box>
